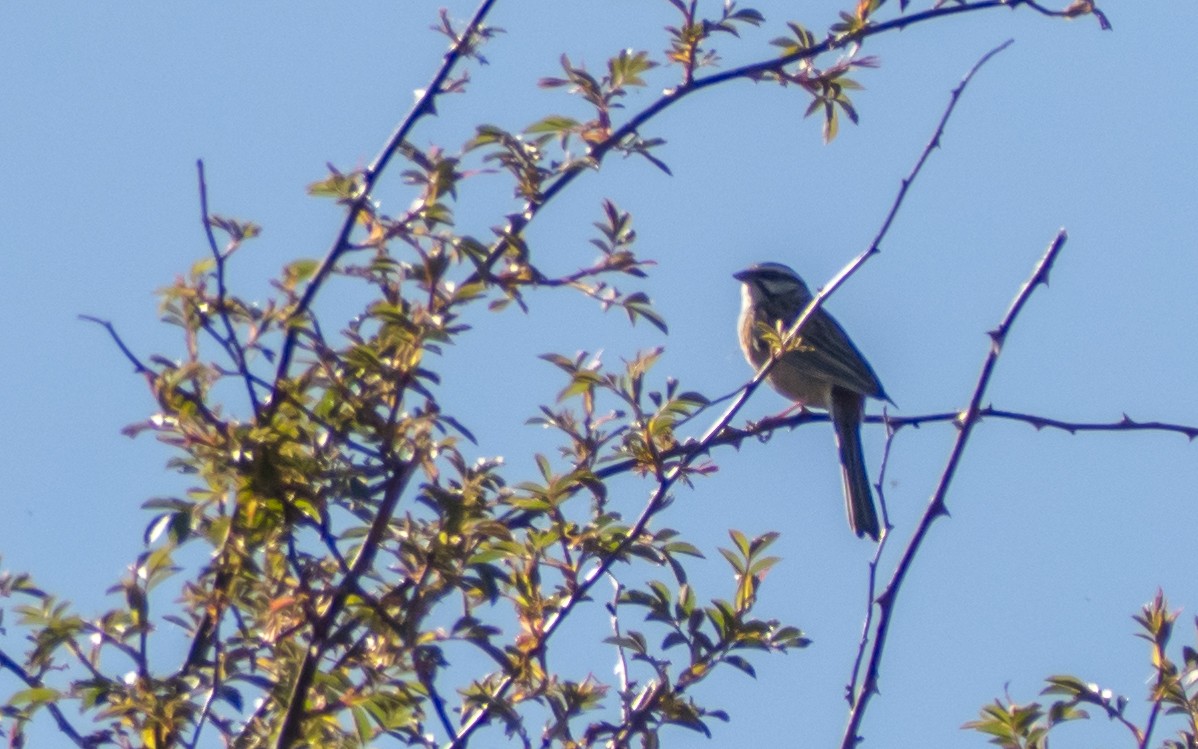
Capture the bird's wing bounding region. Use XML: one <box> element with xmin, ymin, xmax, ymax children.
<box><xmin>787</xmin><ymin>311</ymin><xmax>887</xmax><ymax>399</ymax></box>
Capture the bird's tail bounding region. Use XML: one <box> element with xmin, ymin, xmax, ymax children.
<box><xmin>830</xmin><ymin>388</ymin><xmax>881</xmax><ymax>541</ymax></box>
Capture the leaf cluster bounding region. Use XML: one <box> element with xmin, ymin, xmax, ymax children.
<box><xmin>965</xmin><ymin>591</ymin><xmax>1198</xmax><ymax>749</ymax></box>
<box><xmin>0</xmin><ymin>15</ymin><xmax>791</xmax><ymax>745</ymax></box>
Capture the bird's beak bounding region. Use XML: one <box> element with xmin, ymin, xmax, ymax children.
<box><xmin>732</xmin><ymin>270</ymin><xmax>750</xmax><ymax>282</ymax></box>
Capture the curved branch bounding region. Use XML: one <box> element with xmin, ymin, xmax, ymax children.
<box><xmin>865</xmin><ymin>37</ymin><xmax>1012</xmax><ymax>258</ymax></box>
<box><xmin>471</xmin><ymin>2</ymin><xmax>1019</xmax><ymax>280</ymax></box>
<box><xmin>78</xmin><ymin>315</ymin><xmax>152</xmax><ymax>375</ymax></box>
<box><xmin>845</xmin><ymin>411</ymin><xmax>898</xmax><ymax>703</ymax></box>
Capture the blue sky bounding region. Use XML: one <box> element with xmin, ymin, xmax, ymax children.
<box><xmin>3</xmin><ymin>2</ymin><xmax>1196</xmax><ymax>747</ymax></box>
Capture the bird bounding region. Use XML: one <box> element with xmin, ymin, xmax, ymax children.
<box><xmin>734</xmin><ymin>262</ymin><xmax>889</xmax><ymax>541</ymax></box>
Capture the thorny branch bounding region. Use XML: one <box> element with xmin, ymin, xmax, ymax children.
<box><xmin>840</xmin><ymin>229</ymin><xmax>1070</xmax><ymax>749</ymax></box>
<box><xmin>446</xmin><ymin>11</ymin><xmax>1102</xmax><ymax>741</ymax></box>
<box><xmin>845</xmin><ymin>411</ymin><xmax>898</xmax><ymax>704</ymax></box>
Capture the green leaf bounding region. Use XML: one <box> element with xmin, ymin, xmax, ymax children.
<box><xmin>624</xmin><ymin>292</ymin><xmax>669</xmax><ymax>334</ymax></box>
<box><xmin>283</xmin><ymin>258</ymin><xmax>319</xmax><ymax>286</ymax></box>
<box><xmin>8</xmin><ymin>687</ymin><xmax>61</xmax><ymax>707</ymax></box>
<box><xmin>608</xmin><ymin>49</ymin><xmax>657</xmax><ymax>89</ymax></box>
<box><xmin>525</xmin><ymin>115</ymin><xmax>581</xmax><ymax>135</ymax></box>
<box><xmin>1041</xmin><ymin>674</ymin><xmax>1088</xmax><ymax>697</ymax></box>
<box><xmin>307</xmin><ymin>169</ymin><xmax>362</xmax><ymax>199</ymax></box>
<box><xmin>748</xmin><ymin>555</ymin><xmax>781</xmax><ymax>577</ymax></box>
<box><xmin>604</xmin><ymin>634</ymin><xmax>648</xmax><ymax>654</ymax></box>
<box><xmin>728</xmin><ymin>529</ymin><xmax>750</xmax><ymax>557</ymax></box>
<box><xmin>664</xmin><ymin>541</ymin><xmax>704</xmax><ymax>558</ymax></box>
<box><xmin>723</xmin><ymin>654</ymin><xmax>756</xmax><ymax>678</ymax></box>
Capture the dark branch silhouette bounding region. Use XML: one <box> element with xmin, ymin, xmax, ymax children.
<box><xmin>841</xmin><ymin>229</ymin><xmax>1070</xmax><ymax>748</ymax></box>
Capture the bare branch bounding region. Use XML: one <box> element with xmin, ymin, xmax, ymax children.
<box><xmin>846</xmin><ymin>410</ymin><xmax>899</xmax><ymax>704</ymax></box>
<box><xmin>607</xmin><ymin>575</ymin><xmax>633</xmax><ymax>727</ymax></box>
<box><xmin>840</xmin><ymin>229</ymin><xmax>1070</xmax><ymax>749</ymax></box>
<box><xmin>866</xmin><ymin>38</ymin><xmax>1013</xmax><ymax>258</ymax></box>
<box><xmin>79</xmin><ymin>314</ymin><xmax>152</xmax><ymax>375</ymax></box>
<box><xmin>1023</xmin><ymin>0</ymin><xmax>1113</xmax><ymax>29</ymax></box>
<box><xmin>896</xmin><ymin>408</ymin><xmax>1198</xmax><ymax>440</ymax></box>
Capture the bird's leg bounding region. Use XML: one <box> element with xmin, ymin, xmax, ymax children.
<box><xmin>747</xmin><ymin>401</ymin><xmax>810</xmax><ymax>431</ymax></box>
<box><xmin>773</xmin><ymin>401</ymin><xmax>809</xmax><ymax>419</ymax></box>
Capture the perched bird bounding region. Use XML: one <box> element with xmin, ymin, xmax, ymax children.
<box><xmin>734</xmin><ymin>262</ymin><xmax>889</xmax><ymax>541</ymax></box>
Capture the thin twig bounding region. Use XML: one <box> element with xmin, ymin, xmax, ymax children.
<box><xmin>845</xmin><ymin>409</ymin><xmax>898</xmax><ymax>704</ymax></box>
<box><xmin>197</xmin><ymin>160</ymin><xmax>262</xmax><ymax>415</ymax></box>
<box><xmin>972</xmin><ymin>408</ymin><xmax>1198</xmax><ymax>439</ymax></box>
<box><xmin>79</xmin><ymin>315</ymin><xmax>152</xmax><ymax>374</ymax></box>
<box><xmin>867</xmin><ymin>38</ymin><xmax>1013</xmax><ymax>256</ymax></box>
<box><xmin>420</xmin><ymin>656</ymin><xmax>458</xmax><ymax>745</ymax></box>
<box><xmin>759</xmin><ymin>407</ymin><xmax>1198</xmax><ymax>440</ymax></box>
<box><xmin>840</xmin><ymin>229</ymin><xmax>1069</xmax><ymax>749</ymax></box>
<box><xmin>1023</xmin><ymin>0</ymin><xmax>1112</xmax><ymax>29</ymax></box>
<box><xmin>184</xmin><ymin>629</ymin><xmax>223</xmax><ymax>749</ymax></box>
<box><xmin>79</xmin><ymin>314</ymin><xmax>231</xmax><ymax>430</ymax></box>
<box><xmin>874</xmin><ymin>409</ymin><xmax>898</xmax><ymax>534</ymax></box>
